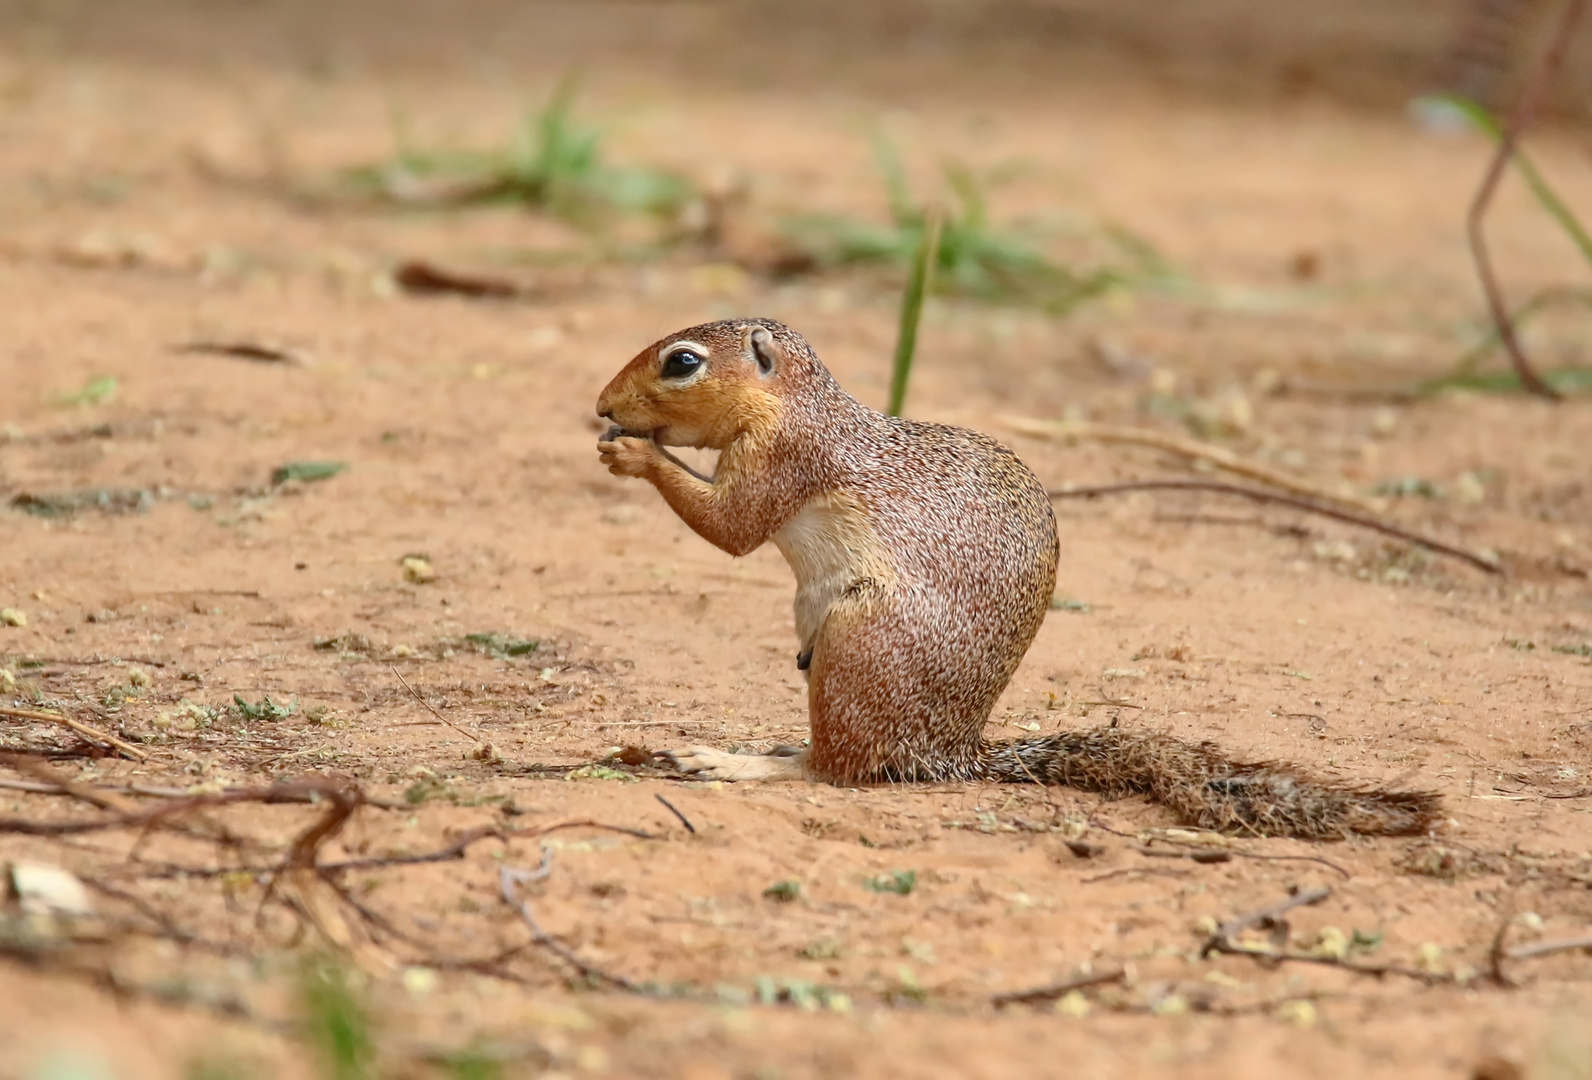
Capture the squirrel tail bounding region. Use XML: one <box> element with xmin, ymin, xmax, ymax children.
<box><xmin>985</xmin><ymin>728</ymin><xmax>1441</xmax><ymax>839</ymax></box>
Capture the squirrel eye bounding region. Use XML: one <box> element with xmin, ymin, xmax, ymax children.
<box><xmin>661</xmin><ymin>349</ymin><xmax>704</xmax><ymax>379</ymax></box>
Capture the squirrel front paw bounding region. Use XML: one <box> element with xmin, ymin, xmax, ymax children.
<box><xmin>597</xmin><ymin>433</ymin><xmax>658</xmax><ymax>478</ymax></box>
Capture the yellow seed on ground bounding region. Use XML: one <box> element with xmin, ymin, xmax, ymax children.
<box><xmin>1277</xmin><ymin>1000</ymin><xmax>1317</xmax><ymax>1028</ymax></box>
<box><xmin>1054</xmin><ymin>990</ymin><xmax>1091</xmax><ymax>1018</ymax></box>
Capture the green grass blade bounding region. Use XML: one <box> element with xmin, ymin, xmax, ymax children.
<box><xmin>1417</xmin><ymin>364</ymin><xmax>1592</xmax><ymax>396</ymax></box>
<box><xmin>871</xmin><ymin>132</ymin><xmax>917</xmax><ymax>227</ymax></box>
<box><xmin>298</xmin><ymin>955</ymin><xmax>374</xmax><ymax>1080</ymax></box>
<box><xmin>942</xmin><ymin>161</ymin><xmax>987</xmax><ymax>230</ymax></box>
<box><xmin>887</xmin><ymin>211</ymin><xmax>943</xmax><ymax>417</ymax></box>
<box><xmin>1452</xmin><ymin>285</ymin><xmax>1592</xmax><ymax>372</ymax></box>
<box><xmin>1434</xmin><ymin>94</ymin><xmax>1592</xmax><ymax>269</ymax></box>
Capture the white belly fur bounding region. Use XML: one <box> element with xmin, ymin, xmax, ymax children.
<box><xmin>771</xmin><ymin>490</ymin><xmax>899</xmax><ymax>649</ymax></box>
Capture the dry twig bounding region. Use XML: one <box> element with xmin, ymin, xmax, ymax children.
<box><xmin>1507</xmin><ymin>934</ymin><xmax>1592</xmax><ymax>961</ymax></box>
<box><xmin>1202</xmin><ymin>885</ymin><xmax>1333</xmax><ymax>956</ymax></box>
<box><xmin>499</xmin><ymin>847</ymin><xmax>644</xmax><ymax>992</ymax></box>
<box><xmin>1201</xmin><ymin>886</ymin><xmax>1455</xmax><ymax>983</ymax></box>
<box><xmin>1086</xmin><ymin>821</ymin><xmax>1352</xmax><ymax>877</ymax></box>
<box><xmin>1008</xmin><ymin>417</ymin><xmax>1384</xmax><ymax>514</ymax></box>
<box><xmin>0</xmin><ymin>778</ymin><xmax>364</xmax><ymax>836</ymax></box>
<box><xmin>1</xmin><ymin>754</ymin><xmax>137</xmax><ymax>813</ymax></box>
<box><xmin>0</xmin><ymin>705</ymin><xmax>148</xmax><ymax>760</ymax></box>
<box><xmin>1051</xmin><ymin>479</ymin><xmax>1501</xmax><ymax>574</ymax></box>
<box><xmin>654</xmin><ymin>794</ymin><xmax>696</xmax><ymax>834</ymax></box>
<box><xmin>393</xmin><ymin>260</ymin><xmax>531</xmax><ymax>300</ymax></box>
<box><xmin>390</xmin><ymin>665</ymin><xmax>482</xmax><ymax>743</ymax></box>
<box><xmin>1082</xmin><ymin>866</ymin><xmax>1191</xmax><ymax>884</ymax></box>
<box><xmin>992</xmin><ymin>966</ymin><xmax>1126</xmax><ymax>1008</ymax></box>
<box><xmin>1465</xmin><ymin>0</ymin><xmax>1587</xmax><ymax>401</ymax></box>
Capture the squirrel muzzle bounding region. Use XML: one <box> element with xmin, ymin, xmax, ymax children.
<box><xmin>596</xmin><ymin>323</ymin><xmax>786</xmax><ymax>451</ymax></box>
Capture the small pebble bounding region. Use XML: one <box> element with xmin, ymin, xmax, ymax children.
<box><xmin>1</xmin><ymin>608</ymin><xmax>27</xmax><ymax>627</ymax></box>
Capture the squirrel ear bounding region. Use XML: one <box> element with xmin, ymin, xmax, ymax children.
<box><xmin>748</xmin><ymin>326</ymin><xmax>777</xmax><ymax>376</ymax></box>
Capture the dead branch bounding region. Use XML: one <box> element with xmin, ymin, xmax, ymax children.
<box><xmin>175</xmin><ymin>339</ymin><xmax>308</xmax><ymax>365</ymax></box>
<box><xmin>1007</xmin><ymin>417</ymin><xmax>1384</xmax><ymax>514</ymax></box>
<box><xmin>1506</xmin><ymin>934</ymin><xmax>1592</xmax><ymax>961</ymax></box>
<box><xmin>1082</xmin><ymin>866</ymin><xmax>1191</xmax><ymax>884</ymax></box>
<box><xmin>992</xmin><ymin>967</ymin><xmax>1126</xmax><ymax>1008</ymax></box>
<box><xmin>1</xmin><ymin>754</ymin><xmax>137</xmax><ymax>813</ymax></box>
<box><xmin>1486</xmin><ymin>896</ymin><xmax>1517</xmax><ymax>987</ymax></box>
<box><xmin>1209</xmin><ymin>946</ymin><xmax>1454</xmax><ymax>983</ymax></box>
<box><xmin>1203</xmin><ymin>885</ymin><xmax>1332</xmax><ymax>955</ymax></box>
<box><xmin>25</xmin><ymin>655</ymin><xmax>170</xmax><ymax>668</ymax></box>
<box><xmin>0</xmin><ymin>705</ymin><xmax>148</xmax><ymax>760</ymax></box>
<box><xmin>0</xmin><ymin>774</ymin><xmax>406</xmax><ymax>810</ymax></box>
<box><xmin>1138</xmin><ymin>846</ymin><xmax>1232</xmax><ymax>863</ymax></box>
<box><xmin>1132</xmin><ymin>833</ymin><xmax>1350</xmax><ymax>878</ymax></box>
<box><xmin>391</xmin><ymin>665</ymin><xmax>482</xmax><ymax>743</ymax></box>
<box><xmin>1200</xmin><ymin>886</ymin><xmax>1455</xmax><ymax>982</ymax></box>
<box><xmin>256</xmin><ymin>781</ymin><xmax>398</xmax><ymax>972</ymax></box>
<box><xmin>79</xmin><ymin>877</ymin><xmax>243</xmax><ymax>955</ymax></box>
<box><xmin>653</xmin><ymin>794</ymin><xmax>696</xmax><ymax>834</ymax></box>
<box><xmin>1465</xmin><ymin>0</ymin><xmax>1587</xmax><ymax>401</ymax></box>
<box><xmin>1051</xmin><ymin>479</ymin><xmax>1502</xmax><ymax>574</ymax></box>
<box><xmin>392</xmin><ymin>260</ymin><xmax>532</xmax><ymax>300</ymax></box>
<box><xmin>320</xmin><ymin>825</ymin><xmax>509</xmax><ymax>874</ymax></box>
<box><xmin>499</xmin><ymin>847</ymin><xmax>645</xmax><ymax>993</ymax></box>
<box><xmin>1223</xmin><ymin>850</ymin><xmax>1351</xmax><ymax>878</ymax></box>
<box><xmin>89</xmin><ymin>818</ymin><xmax>660</xmax><ymax>880</ymax></box>
<box><xmin>284</xmin><ymin>783</ymin><xmax>361</xmax><ymax>871</ymax></box>
<box><xmin>0</xmin><ymin>777</ymin><xmax>363</xmax><ymax>836</ymax></box>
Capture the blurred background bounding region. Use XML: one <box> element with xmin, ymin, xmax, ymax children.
<box><xmin>3</xmin><ymin>0</ymin><xmax>1590</xmax><ymax>109</ymax></box>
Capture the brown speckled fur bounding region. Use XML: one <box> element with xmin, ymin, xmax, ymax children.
<box><xmin>596</xmin><ymin>319</ymin><xmax>1440</xmax><ymax>838</ymax></box>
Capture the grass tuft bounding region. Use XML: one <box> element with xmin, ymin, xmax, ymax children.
<box><xmin>298</xmin><ymin>955</ymin><xmax>374</xmax><ymax>1080</ymax></box>
<box><xmin>782</xmin><ymin>135</ymin><xmax>1161</xmax><ymax>311</ymax></box>
<box><xmin>349</xmin><ymin>76</ymin><xmax>693</xmax><ymax>229</ymax></box>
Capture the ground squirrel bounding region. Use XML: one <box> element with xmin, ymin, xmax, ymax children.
<box><xmin>596</xmin><ymin>318</ymin><xmax>1439</xmax><ymax>839</ymax></box>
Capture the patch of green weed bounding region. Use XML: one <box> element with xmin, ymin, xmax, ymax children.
<box><xmin>52</xmin><ymin>376</ymin><xmax>117</xmax><ymax>408</ymax></box>
<box><xmin>863</xmin><ymin>870</ymin><xmax>917</xmax><ymax>895</ymax></box>
<box><xmin>234</xmin><ymin>694</ymin><xmax>297</xmax><ymax>722</ymax></box>
<box><xmin>762</xmin><ymin>880</ymin><xmax>802</xmax><ymax>903</ymax></box>
<box><xmin>297</xmin><ymin>955</ymin><xmax>374</xmax><ymax>1080</ymax></box>
<box><xmin>350</xmin><ymin>77</ymin><xmax>692</xmax><ymax>230</ymax></box>
<box><xmin>781</xmin><ymin>135</ymin><xmax>1160</xmax><ymax>311</ymax></box>
<box><xmin>272</xmin><ymin>462</ymin><xmax>347</xmax><ymax>485</ymax></box>
<box><xmin>462</xmin><ymin>632</ymin><xmax>539</xmax><ymax>659</ymax></box>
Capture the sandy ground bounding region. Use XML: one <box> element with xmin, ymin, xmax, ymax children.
<box><xmin>2</xmin><ymin>4</ymin><xmax>1592</xmax><ymax>1079</ymax></box>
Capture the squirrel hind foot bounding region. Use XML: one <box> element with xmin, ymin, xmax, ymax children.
<box><xmin>665</xmin><ymin>745</ymin><xmax>807</xmax><ymax>782</ymax></box>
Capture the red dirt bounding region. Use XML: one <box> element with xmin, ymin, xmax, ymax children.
<box><xmin>2</xmin><ymin>4</ymin><xmax>1591</xmax><ymax>1079</ymax></box>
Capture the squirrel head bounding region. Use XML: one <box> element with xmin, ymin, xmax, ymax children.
<box><xmin>597</xmin><ymin>318</ymin><xmax>805</xmax><ymax>450</ymax></box>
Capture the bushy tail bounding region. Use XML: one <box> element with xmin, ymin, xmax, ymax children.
<box><xmin>986</xmin><ymin>728</ymin><xmax>1441</xmax><ymax>839</ymax></box>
